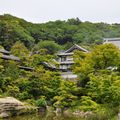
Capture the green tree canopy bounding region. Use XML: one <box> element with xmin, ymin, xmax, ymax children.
<box><xmin>33</xmin><ymin>40</ymin><xmax>62</xmax><ymax>54</ymax></box>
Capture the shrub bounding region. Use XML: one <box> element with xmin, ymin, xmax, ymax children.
<box><xmin>36</xmin><ymin>96</ymin><xmax>47</xmax><ymax>107</ymax></box>
<box><xmin>78</xmin><ymin>96</ymin><xmax>100</xmax><ymax>112</ymax></box>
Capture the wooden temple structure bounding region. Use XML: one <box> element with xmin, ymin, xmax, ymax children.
<box><xmin>0</xmin><ymin>49</ymin><xmax>34</xmax><ymax>71</ymax></box>
<box><xmin>0</xmin><ymin>44</ymin><xmax>88</xmax><ymax>79</ymax></box>
<box><xmin>57</xmin><ymin>44</ymin><xmax>88</xmax><ymax>79</ymax></box>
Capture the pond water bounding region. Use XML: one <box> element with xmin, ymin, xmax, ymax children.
<box><xmin>7</xmin><ymin>112</ymin><xmax>117</xmax><ymax>120</ymax></box>
<box><xmin>9</xmin><ymin>113</ymin><xmax>85</xmax><ymax>120</ymax></box>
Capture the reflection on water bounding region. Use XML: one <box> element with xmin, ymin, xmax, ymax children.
<box><xmin>9</xmin><ymin>112</ymin><xmax>85</xmax><ymax>120</ymax></box>
<box><xmin>6</xmin><ymin>110</ymin><xmax>118</xmax><ymax>120</ymax></box>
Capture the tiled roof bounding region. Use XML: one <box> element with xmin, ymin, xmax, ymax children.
<box><xmin>59</xmin><ymin>61</ymin><xmax>74</xmax><ymax>65</ymax></box>
<box><xmin>64</xmin><ymin>44</ymin><xmax>88</xmax><ymax>53</ymax></box>
<box><xmin>57</xmin><ymin>52</ymin><xmax>73</xmax><ymax>56</ymax></box>
<box><xmin>1</xmin><ymin>55</ymin><xmax>20</xmax><ymax>61</ymax></box>
<box><xmin>18</xmin><ymin>66</ymin><xmax>34</xmax><ymax>71</ymax></box>
<box><xmin>0</xmin><ymin>49</ymin><xmax>10</xmax><ymax>55</ymax></box>
<box><xmin>43</xmin><ymin>62</ymin><xmax>56</xmax><ymax>69</ymax></box>
<box><xmin>103</xmin><ymin>38</ymin><xmax>120</xmax><ymax>41</ymax></box>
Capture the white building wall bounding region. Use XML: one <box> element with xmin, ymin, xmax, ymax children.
<box><xmin>103</xmin><ymin>38</ymin><xmax>120</xmax><ymax>48</ymax></box>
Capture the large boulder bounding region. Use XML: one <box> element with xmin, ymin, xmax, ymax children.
<box><xmin>0</xmin><ymin>97</ymin><xmax>37</xmax><ymax>118</ymax></box>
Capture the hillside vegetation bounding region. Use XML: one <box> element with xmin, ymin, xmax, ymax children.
<box><xmin>0</xmin><ymin>14</ymin><xmax>120</xmax><ymax>51</ymax></box>
<box><xmin>0</xmin><ymin>14</ymin><xmax>120</xmax><ymax>119</ymax></box>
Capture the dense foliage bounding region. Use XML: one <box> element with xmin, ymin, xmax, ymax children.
<box><xmin>0</xmin><ymin>14</ymin><xmax>120</xmax><ymax>118</ymax></box>
<box><xmin>73</xmin><ymin>44</ymin><xmax>120</xmax><ymax>108</ymax></box>
<box><xmin>1</xmin><ymin>14</ymin><xmax>120</xmax><ymax>51</ymax></box>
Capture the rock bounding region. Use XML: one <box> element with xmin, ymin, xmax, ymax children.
<box><xmin>63</xmin><ymin>109</ymin><xmax>73</xmax><ymax>117</ymax></box>
<box><xmin>38</xmin><ymin>106</ymin><xmax>46</xmax><ymax>113</ymax></box>
<box><xmin>0</xmin><ymin>97</ymin><xmax>37</xmax><ymax>118</ymax></box>
<box><xmin>118</xmin><ymin>113</ymin><xmax>120</xmax><ymax>120</ymax></box>
<box><xmin>0</xmin><ymin>112</ymin><xmax>9</xmax><ymax>118</ymax></box>
<box><xmin>56</xmin><ymin>108</ymin><xmax>62</xmax><ymax>114</ymax></box>
<box><xmin>73</xmin><ymin>110</ymin><xmax>93</xmax><ymax>118</ymax></box>
<box><xmin>63</xmin><ymin>109</ymin><xmax>93</xmax><ymax>118</ymax></box>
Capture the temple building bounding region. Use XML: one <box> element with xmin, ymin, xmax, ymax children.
<box><xmin>0</xmin><ymin>49</ymin><xmax>20</xmax><ymax>61</ymax></box>
<box><xmin>103</xmin><ymin>38</ymin><xmax>120</xmax><ymax>48</ymax></box>
<box><xmin>0</xmin><ymin>49</ymin><xmax>34</xmax><ymax>71</ymax></box>
<box><xmin>57</xmin><ymin>44</ymin><xmax>88</xmax><ymax>79</ymax></box>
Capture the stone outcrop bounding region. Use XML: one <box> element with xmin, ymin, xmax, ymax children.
<box><xmin>0</xmin><ymin>97</ymin><xmax>37</xmax><ymax>118</ymax></box>
<box><xmin>63</xmin><ymin>109</ymin><xmax>93</xmax><ymax>118</ymax></box>
<box><xmin>72</xmin><ymin>110</ymin><xmax>93</xmax><ymax>118</ymax></box>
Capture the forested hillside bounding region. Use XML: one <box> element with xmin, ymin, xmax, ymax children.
<box><xmin>1</xmin><ymin>14</ymin><xmax>120</xmax><ymax>51</ymax></box>
<box><xmin>1</xmin><ymin>14</ymin><xmax>120</xmax><ymax>119</ymax></box>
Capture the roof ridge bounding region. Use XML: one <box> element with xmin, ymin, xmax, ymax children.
<box><xmin>64</xmin><ymin>44</ymin><xmax>88</xmax><ymax>53</ymax></box>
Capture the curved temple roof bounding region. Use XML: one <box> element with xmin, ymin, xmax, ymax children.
<box><xmin>64</xmin><ymin>44</ymin><xmax>88</xmax><ymax>53</ymax></box>
<box><xmin>0</xmin><ymin>49</ymin><xmax>11</xmax><ymax>55</ymax></box>
<box><xmin>1</xmin><ymin>55</ymin><xmax>20</xmax><ymax>61</ymax></box>
<box><xmin>0</xmin><ymin>49</ymin><xmax>20</xmax><ymax>61</ymax></box>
